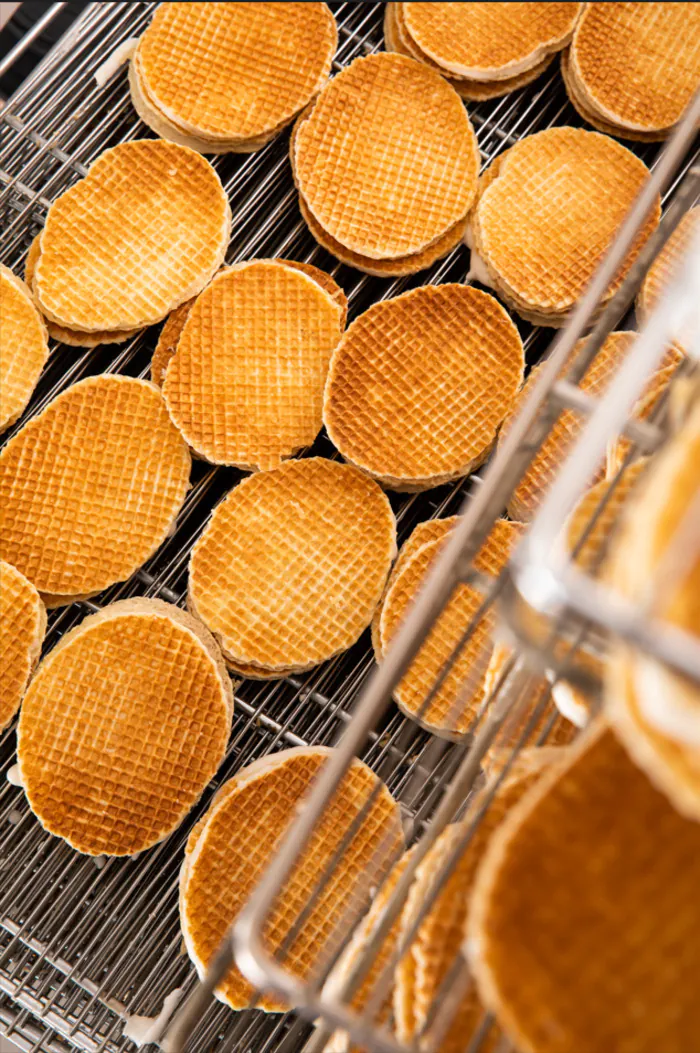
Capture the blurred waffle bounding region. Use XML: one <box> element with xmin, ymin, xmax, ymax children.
<box><xmin>18</xmin><ymin>598</ymin><xmax>232</xmax><ymax>855</ymax></box>
<box><xmin>469</xmin><ymin>127</ymin><xmax>659</xmax><ymax>325</ymax></box>
<box><xmin>637</xmin><ymin>206</ymin><xmax>700</xmax><ymax>324</ymax></box>
<box><xmin>324</xmin><ymin>285</ymin><xmax>524</xmax><ymax>491</ymax></box>
<box><xmin>162</xmin><ymin>261</ymin><xmax>344</xmax><ymax>470</ymax></box>
<box><xmin>132</xmin><ymin>3</ymin><xmax>336</xmax><ymax>151</ymax></box>
<box><xmin>0</xmin><ymin>561</ymin><xmax>46</xmax><ymax>732</ymax></box>
<box><xmin>0</xmin><ymin>265</ymin><xmax>49</xmax><ymax>433</ymax></box>
<box><xmin>565</xmin><ymin>3</ymin><xmax>700</xmax><ymax>140</ymax></box>
<box><xmin>180</xmin><ymin>746</ymin><xmax>403</xmax><ymax>1011</ymax></box>
<box><xmin>606</xmin><ymin>361</ymin><xmax>681</xmax><ymax>474</ymax></box>
<box><xmin>34</xmin><ymin>139</ymin><xmax>230</xmax><ymax>332</ymax></box>
<box><xmin>0</xmin><ymin>375</ymin><xmax>190</xmax><ymax>604</ymax></box>
<box><xmin>189</xmin><ymin>458</ymin><xmax>396</xmax><ymax>674</ymax></box>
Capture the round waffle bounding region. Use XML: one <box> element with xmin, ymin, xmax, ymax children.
<box><xmin>324</xmin><ymin>285</ymin><xmax>524</xmax><ymax>491</ymax></box>
<box><xmin>0</xmin><ymin>375</ymin><xmax>191</xmax><ymax>603</ymax></box>
<box><xmin>0</xmin><ymin>561</ymin><xmax>46</xmax><ymax>732</ymax></box>
<box><xmin>468</xmin><ymin>722</ymin><xmax>700</xmax><ymax>1053</ymax></box>
<box><xmin>133</xmin><ymin>4</ymin><xmax>337</xmax><ymax>148</ymax></box>
<box><xmin>17</xmin><ymin>598</ymin><xmax>233</xmax><ymax>856</ymax></box>
<box><xmin>189</xmin><ymin>458</ymin><xmax>396</xmax><ymax>673</ymax></box>
<box><xmin>566</xmin><ymin>460</ymin><xmax>648</xmax><ymax>574</ymax></box>
<box><xmin>179</xmin><ymin>746</ymin><xmax>403</xmax><ymax>1011</ymax></box>
<box><xmin>0</xmin><ymin>265</ymin><xmax>49</xmax><ymax>433</ymax></box>
<box><xmin>470</xmin><ymin>128</ymin><xmax>660</xmax><ymax>324</ymax></box>
<box><xmin>567</xmin><ymin>3</ymin><xmax>700</xmax><ymax>140</ymax></box>
<box><xmin>379</xmin><ymin>520</ymin><xmax>519</xmax><ymax>739</ymax></box>
<box><xmin>637</xmin><ymin>206</ymin><xmax>700</xmax><ymax>324</ymax></box>
<box><xmin>293</xmin><ymin>53</ymin><xmax>480</xmax><ymax>261</ymax></box>
<box><xmin>162</xmin><ymin>261</ymin><xmax>344</xmax><ymax>469</ymax></box>
<box><xmin>34</xmin><ymin>139</ymin><xmax>231</xmax><ymax>332</ymax></box>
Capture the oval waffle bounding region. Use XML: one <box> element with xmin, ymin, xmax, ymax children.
<box><xmin>0</xmin><ymin>265</ymin><xmax>48</xmax><ymax>433</ymax></box>
<box><xmin>162</xmin><ymin>261</ymin><xmax>344</xmax><ymax>469</ymax></box>
<box><xmin>637</xmin><ymin>206</ymin><xmax>700</xmax><ymax>324</ymax></box>
<box><xmin>189</xmin><ymin>458</ymin><xmax>396</xmax><ymax>672</ymax></box>
<box><xmin>471</xmin><ymin>128</ymin><xmax>659</xmax><ymax>322</ymax></box>
<box><xmin>34</xmin><ymin>139</ymin><xmax>231</xmax><ymax>332</ymax></box>
<box><xmin>379</xmin><ymin>520</ymin><xmax>519</xmax><ymax>739</ymax></box>
<box><xmin>179</xmin><ymin>746</ymin><xmax>403</xmax><ymax>1011</ymax></box>
<box><xmin>0</xmin><ymin>375</ymin><xmax>191</xmax><ymax>601</ymax></box>
<box><xmin>151</xmin><ymin>298</ymin><xmax>197</xmax><ymax>388</ymax></box>
<box><xmin>17</xmin><ymin>598</ymin><xmax>233</xmax><ymax>856</ymax></box>
<box><xmin>324</xmin><ymin>284</ymin><xmax>524</xmax><ymax>491</ymax></box>
<box><xmin>0</xmin><ymin>561</ymin><xmax>46</xmax><ymax>732</ymax></box>
<box><xmin>135</xmin><ymin>3</ymin><xmax>337</xmax><ymax>144</ymax></box>
<box><xmin>293</xmin><ymin>53</ymin><xmax>480</xmax><ymax>260</ymax></box>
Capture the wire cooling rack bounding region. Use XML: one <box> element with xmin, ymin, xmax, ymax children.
<box><xmin>0</xmin><ymin>4</ymin><xmax>698</xmax><ymax>1052</ymax></box>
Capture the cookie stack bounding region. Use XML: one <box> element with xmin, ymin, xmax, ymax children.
<box><xmin>0</xmin><ymin>561</ymin><xmax>46</xmax><ymax>732</ymax></box>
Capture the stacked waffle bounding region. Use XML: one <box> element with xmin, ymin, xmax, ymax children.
<box><xmin>291</xmin><ymin>53</ymin><xmax>480</xmax><ymax>276</ymax></box>
<box><xmin>385</xmin><ymin>2</ymin><xmax>583</xmax><ymax>101</ymax></box>
<box><xmin>130</xmin><ymin>3</ymin><xmax>337</xmax><ymax>154</ymax></box>
<box><xmin>0</xmin><ymin>561</ymin><xmax>46</xmax><ymax>732</ymax></box>
<box><xmin>0</xmin><ymin>265</ymin><xmax>48</xmax><ymax>432</ymax></box>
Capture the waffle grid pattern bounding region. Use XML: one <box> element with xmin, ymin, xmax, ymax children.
<box><xmin>0</xmin><ymin>561</ymin><xmax>45</xmax><ymax>732</ymax></box>
<box><xmin>0</xmin><ymin>269</ymin><xmax>49</xmax><ymax>433</ymax></box>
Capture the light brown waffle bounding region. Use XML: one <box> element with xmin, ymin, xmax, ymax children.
<box><xmin>560</xmin><ymin>51</ymin><xmax>663</xmax><ymax>143</ymax></box>
<box><xmin>471</xmin><ymin>128</ymin><xmax>659</xmax><ymax>321</ymax></box>
<box><xmin>566</xmin><ymin>460</ymin><xmax>648</xmax><ymax>575</ymax></box>
<box><xmin>25</xmin><ymin>236</ymin><xmax>140</xmax><ymax>347</ymax></box>
<box><xmin>162</xmin><ymin>261</ymin><xmax>343</xmax><ymax>470</ymax></box>
<box><xmin>135</xmin><ymin>3</ymin><xmax>336</xmax><ymax>144</ymax></box>
<box><xmin>379</xmin><ymin>521</ymin><xmax>519</xmax><ymax>738</ymax></box>
<box><xmin>0</xmin><ymin>265</ymin><xmax>48</xmax><ymax>433</ymax></box>
<box><xmin>17</xmin><ymin>598</ymin><xmax>232</xmax><ymax>855</ymax></box>
<box><xmin>324</xmin><ymin>285</ymin><xmax>524</xmax><ymax>491</ymax></box>
<box><xmin>637</xmin><ymin>206</ymin><xmax>700</xmax><ymax>323</ymax></box>
<box><xmin>0</xmin><ymin>375</ymin><xmax>191</xmax><ymax>601</ymax></box>
<box><xmin>180</xmin><ymin>746</ymin><xmax>403</xmax><ymax>1011</ymax></box>
<box><xmin>293</xmin><ymin>53</ymin><xmax>479</xmax><ymax>260</ymax></box>
<box><xmin>606</xmin><ymin>361</ymin><xmax>681</xmax><ymax>475</ymax></box>
<box><xmin>34</xmin><ymin>139</ymin><xmax>230</xmax><ymax>332</ymax></box>
<box><xmin>0</xmin><ymin>561</ymin><xmax>46</xmax><ymax>732</ymax></box>
<box><xmin>401</xmin><ymin>2</ymin><xmax>582</xmax><ymax>79</ymax></box>
<box><xmin>189</xmin><ymin>458</ymin><xmax>395</xmax><ymax>671</ymax></box>
<box><xmin>568</xmin><ymin>3</ymin><xmax>700</xmax><ymax>138</ymax></box>
<box><xmin>469</xmin><ymin>721</ymin><xmax>700</xmax><ymax>1053</ymax></box>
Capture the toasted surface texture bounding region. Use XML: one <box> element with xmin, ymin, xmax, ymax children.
<box><xmin>189</xmin><ymin>458</ymin><xmax>396</xmax><ymax>670</ymax></box>
<box><xmin>637</xmin><ymin>206</ymin><xmax>700</xmax><ymax>322</ymax></box>
<box><xmin>0</xmin><ymin>561</ymin><xmax>46</xmax><ymax>732</ymax></box>
<box><xmin>0</xmin><ymin>375</ymin><xmax>191</xmax><ymax>599</ymax></box>
<box><xmin>18</xmin><ymin>599</ymin><xmax>232</xmax><ymax>855</ymax></box>
<box><xmin>34</xmin><ymin>139</ymin><xmax>230</xmax><ymax>331</ymax></box>
<box><xmin>324</xmin><ymin>285</ymin><xmax>524</xmax><ymax>490</ymax></box>
<box><xmin>180</xmin><ymin>747</ymin><xmax>403</xmax><ymax>1011</ymax></box>
<box><xmin>0</xmin><ymin>265</ymin><xmax>49</xmax><ymax>433</ymax></box>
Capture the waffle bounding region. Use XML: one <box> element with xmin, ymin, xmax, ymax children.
<box><xmin>189</xmin><ymin>458</ymin><xmax>396</xmax><ymax>673</ymax></box>
<box><xmin>324</xmin><ymin>285</ymin><xmax>524</xmax><ymax>491</ymax></box>
<box><xmin>468</xmin><ymin>721</ymin><xmax>700</xmax><ymax>1053</ymax></box>
<box><xmin>134</xmin><ymin>3</ymin><xmax>337</xmax><ymax>148</ymax></box>
<box><xmin>0</xmin><ymin>265</ymin><xmax>49</xmax><ymax>433</ymax></box>
<box><xmin>162</xmin><ymin>261</ymin><xmax>344</xmax><ymax>470</ymax></box>
<box><xmin>24</xmin><ymin>236</ymin><xmax>140</xmax><ymax>347</ymax></box>
<box><xmin>379</xmin><ymin>521</ymin><xmax>519</xmax><ymax>739</ymax></box>
<box><xmin>470</xmin><ymin>128</ymin><xmax>659</xmax><ymax>324</ymax></box>
<box><xmin>566</xmin><ymin>460</ymin><xmax>648</xmax><ymax>574</ymax></box>
<box><xmin>0</xmin><ymin>561</ymin><xmax>46</xmax><ymax>732</ymax></box>
<box><xmin>179</xmin><ymin>746</ymin><xmax>404</xmax><ymax>1011</ymax></box>
<box><xmin>293</xmin><ymin>53</ymin><xmax>480</xmax><ymax>260</ymax></box>
<box><xmin>637</xmin><ymin>206</ymin><xmax>700</xmax><ymax>324</ymax></box>
<box><xmin>34</xmin><ymin>139</ymin><xmax>231</xmax><ymax>332</ymax></box>
<box><xmin>559</xmin><ymin>51</ymin><xmax>664</xmax><ymax>143</ymax></box>
<box><xmin>567</xmin><ymin>3</ymin><xmax>700</xmax><ymax>140</ymax></box>
<box><xmin>17</xmin><ymin>598</ymin><xmax>232</xmax><ymax>856</ymax></box>
<box><xmin>606</xmin><ymin>361</ymin><xmax>681</xmax><ymax>475</ymax></box>
<box><xmin>0</xmin><ymin>375</ymin><xmax>191</xmax><ymax>602</ymax></box>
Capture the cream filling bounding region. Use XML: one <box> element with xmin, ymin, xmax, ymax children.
<box><xmin>94</xmin><ymin>39</ymin><xmax>137</xmax><ymax>87</ymax></box>
<box><xmin>122</xmin><ymin>988</ymin><xmax>183</xmax><ymax>1050</ymax></box>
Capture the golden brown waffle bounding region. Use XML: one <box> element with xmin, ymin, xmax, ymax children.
<box><xmin>34</xmin><ymin>139</ymin><xmax>230</xmax><ymax>332</ymax></box>
<box><xmin>637</xmin><ymin>207</ymin><xmax>700</xmax><ymax>323</ymax></box>
<box><xmin>324</xmin><ymin>285</ymin><xmax>524</xmax><ymax>491</ymax></box>
<box><xmin>293</xmin><ymin>53</ymin><xmax>480</xmax><ymax>260</ymax></box>
<box><xmin>134</xmin><ymin>4</ymin><xmax>336</xmax><ymax>146</ymax></box>
<box><xmin>180</xmin><ymin>746</ymin><xmax>403</xmax><ymax>1011</ymax></box>
<box><xmin>0</xmin><ymin>375</ymin><xmax>190</xmax><ymax>602</ymax></box>
<box><xmin>17</xmin><ymin>598</ymin><xmax>232</xmax><ymax>855</ymax></box>
<box><xmin>469</xmin><ymin>721</ymin><xmax>700</xmax><ymax>1053</ymax></box>
<box><xmin>606</xmin><ymin>361</ymin><xmax>681</xmax><ymax>475</ymax></box>
<box><xmin>559</xmin><ymin>51</ymin><xmax>663</xmax><ymax>143</ymax></box>
<box><xmin>25</xmin><ymin>236</ymin><xmax>140</xmax><ymax>347</ymax></box>
<box><xmin>189</xmin><ymin>458</ymin><xmax>395</xmax><ymax>672</ymax></box>
<box><xmin>566</xmin><ymin>460</ymin><xmax>648</xmax><ymax>574</ymax></box>
<box><xmin>379</xmin><ymin>520</ymin><xmax>519</xmax><ymax>738</ymax></box>
<box><xmin>568</xmin><ymin>3</ymin><xmax>700</xmax><ymax>139</ymax></box>
<box><xmin>0</xmin><ymin>561</ymin><xmax>46</xmax><ymax>732</ymax></box>
<box><xmin>471</xmin><ymin>128</ymin><xmax>659</xmax><ymax>323</ymax></box>
<box><xmin>162</xmin><ymin>261</ymin><xmax>343</xmax><ymax>470</ymax></box>
<box><xmin>0</xmin><ymin>265</ymin><xmax>48</xmax><ymax>433</ymax></box>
